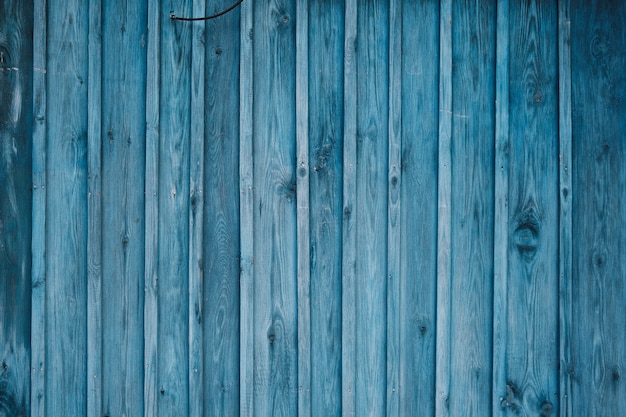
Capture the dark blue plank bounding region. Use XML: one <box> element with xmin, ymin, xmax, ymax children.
<box><xmin>100</xmin><ymin>1</ymin><xmax>147</xmax><ymax>416</ymax></box>
<box><xmin>308</xmin><ymin>1</ymin><xmax>344</xmax><ymax>416</ymax></box>
<box><xmin>0</xmin><ymin>1</ymin><xmax>33</xmax><ymax>416</ymax></box>
<box><xmin>203</xmin><ymin>4</ymin><xmax>241</xmax><ymax>417</ymax></box>
<box><xmin>571</xmin><ymin>1</ymin><xmax>626</xmax><ymax>415</ymax></box>
<box><xmin>46</xmin><ymin>0</ymin><xmax>89</xmax><ymax>415</ymax></box>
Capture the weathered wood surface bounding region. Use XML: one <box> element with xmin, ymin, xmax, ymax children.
<box><xmin>0</xmin><ymin>1</ymin><xmax>624</xmax><ymax>416</ymax></box>
<box><xmin>0</xmin><ymin>1</ymin><xmax>32</xmax><ymax>416</ymax></box>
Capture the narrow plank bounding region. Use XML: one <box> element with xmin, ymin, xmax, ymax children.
<box><xmin>505</xmin><ymin>1</ymin><xmax>560</xmax><ymax>416</ymax></box>
<box><xmin>203</xmin><ymin>4</ymin><xmax>241</xmax><ymax>417</ymax></box>
<box><xmin>399</xmin><ymin>1</ymin><xmax>440</xmax><ymax>415</ymax></box>
<box><xmin>31</xmin><ymin>0</ymin><xmax>47</xmax><ymax>413</ymax></box>
<box><xmin>87</xmin><ymin>0</ymin><xmax>102</xmax><ymax>416</ymax></box>
<box><xmin>0</xmin><ymin>2</ymin><xmax>33</xmax><ymax>416</ymax></box>
<box><xmin>492</xmin><ymin>0</ymin><xmax>509</xmax><ymax>415</ymax></box>
<box><xmin>570</xmin><ymin>1</ymin><xmax>626</xmax><ymax>415</ymax></box>
<box><xmin>448</xmin><ymin>1</ymin><xmax>496</xmax><ymax>415</ymax></box>
<box><xmin>100</xmin><ymin>1</ymin><xmax>147</xmax><ymax>417</ymax></box>
<box><xmin>238</xmin><ymin>0</ymin><xmax>254</xmax><ymax>414</ymax></box>
<box><xmin>308</xmin><ymin>1</ymin><xmax>344</xmax><ymax>416</ymax></box>
<box><xmin>386</xmin><ymin>0</ymin><xmax>401</xmax><ymax>414</ymax></box>
<box><xmin>46</xmin><ymin>0</ymin><xmax>89</xmax><ymax>415</ymax></box>
<box><xmin>435</xmin><ymin>0</ymin><xmax>453</xmax><ymax>415</ymax></box>
<box><xmin>252</xmin><ymin>0</ymin><xmax>298</xmax><ymax>415</ymax></box>
<box><xmin>557</xmin><ymin>0</ymin><xmax>573</xmax><ymax>416</ymax></box>
<box><xmin>341</xmin><ymin>0</ymin><xmax>358</xmax><ymax>414</ymax></box>
<box><xmin>295</xmin><ymin>0</ymin><xmax>311</xmax><ymax>415</ymax></box>
<box><xmin>158</xmin><ymin>0</ymin><xmax>192</xmax><ymax>414</ymax></box>
<box><xmin>144</xmin><ymin>0</ymin><xmax>161</xmax><ymax>415</ymax></box>
<box><xmin>188</xmin><ymin>0</ymin><xmax>205</xmax><ymax>416</ymax></box>
<box><xmin>355</xmin><ymin>1</ymin><xmax>389</xmax><ymax>415</ymax></box>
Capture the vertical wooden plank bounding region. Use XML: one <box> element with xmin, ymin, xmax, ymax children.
<box><xmin>308</xmin><ymin>1</ymin><xmax>344</xmax><ymax>416</ymax></box>
<box><xmin>0</xmin><ymin>1</ymin><xmax>33</xmax><ymax>416</ymax></box>
<box><xmin>87</xmin><ymin>0</ymin><xmax>102</xmax><ymax>416</ymax></box>
<box><xmin>557</xmin><ymin>0</ymin><xmax>572</xmax><ymax>416</ymax></box>
<box><xmin>239</xmin><ymin>0</ymin><xmax>254</xmax><ymax>414</ymax></box>
<box><xmin>295</xmin><ymin>0</ymin><xmax>310</xmax><ymax>415</ymax></box>
<box><xmin>504</xmin><ymin>1</ymin><xmax>560</xmax><ymax>416</ymax></box>
<box><xmin>448</xmin><ymin>1</ymin><xmax>496</xmax><ymax>416</ymax></box>
<box><xmin>203</xmin><ymin>3</ymin><xmax>241</xmax><ymax>417</ymax></box>
<box><xmin>399</xmin><ymin>1</ymin><xmax>440</xmax><ymax>415</ymax></box>
<box><xmin>570</xmin><ymin>1</ymin><xmax>626</xmax><ymax>415</ymax></box>
<box><xmin>252</xmin><ymin>0</ymin><xmax>298</xmax><ymax>415</ymax></box>
<box><xmin>31</xmin><ymin>0</ymin><xmax>47</xmax><ymax>414</ymax></box>
<box><xmin>341</xmin><ymin>0</ymin><xmax>357</xmax><ymax>414</ymax></box>
<box><xmin>492</xmin><ymin>0</ymin><xmax>509</xmax><ymax>415</ymax></box>
<box><xmin>158</xmin><ymin>0</ymin><xmax>191</xmax><ymax>414</ymax></box>
<box><xmin>386</xmin><ymin>0</ymin><xmax>401</xmax><ymax>414</ymax></box>
<box><xmin>46</xmin><ymin>0</ymin><xmax>89</xmax><ymax>415</ymax></box>
<box><xmin>188</xmin><ymin>0</ymin><xmax>204</xmax><ymax>416</ymax></box>
<box><xmin>435</xmin><ymin>0</ymin><xmax>452</xmax><ymax>415</ymax></box>
<box><xmin>144</xmin><ymin>0</ymin><xmax>160</xmax><ymax>415</ymax></box>
<box><xmin>100</xmin><ymin>1</ymin><xmax>147</xmax><ymax>417</ymax></box>
<box><xmin>355</xmin><ymin>1</ymin><xmax>388</xmax><ymax>415</ymax></box>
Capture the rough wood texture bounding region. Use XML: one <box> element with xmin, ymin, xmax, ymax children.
<box><xmin>0</xmin><ymin>2</ymin><xmax>32</xmax><ymax>416</ymax></box>
<box><xmin>571</xmin><ymin>1</ymin><xmax>626</xmax><ymax>415</ymax></box>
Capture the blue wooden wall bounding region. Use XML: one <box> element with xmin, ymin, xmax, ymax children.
<box><xmin>0</xmin><ymin>0</ymin><xmax>625</xmax><ymax>416</ymax></box>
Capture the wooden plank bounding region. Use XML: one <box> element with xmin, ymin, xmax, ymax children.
<box><xmin>158</xmin><ymin>0</ymin><xmax>192</xmax><ymax>414</ymax></box>
<box><xmin>203</xmin><ymin>4</ymin><xmax>241</xmax><ymax>417</ymax></box>
<box><xmin>435</xmin><ymin>0</ymin><xmax>452</xmax><ymax>415</ymax></box>
<box><xmin>447</xmin><ymin>1</ymin><xmax>496</xmax><ymax>416</ymax></box>
<box><xmin>307</xmin><ymin>1</ymin><xmax>343</xmax><ymax>416</ymax></box>
<box><xmin>354</xmin><ymin>1</ymin><xmax>388</xmax><ymax>415</ymax></box>
<box><xmin>557</xmin><ymin>0</ymin><xmax>573</xmax><ymax>416</ymax></box>
<box><xmin>188</xmin><ymin>0</ymin><xmax>204</xmax><ymax>416</ymax></box>
<box><xmin>31</xmin><ymin>0</ymin><xmax>47</xmax><ymax>414</ymax></box>
<box><xmin>100</xmin><ymin>2</ymin><xmax>147</xmax><ymax>417</ymax></box>
<box><xmin>87</xmin><ymin>0</ymin><xmax>102</xmax><ymax>416</ymax></box>
<box><xmin>144</xmin><ymin>0</ymin><xmax>160</xmax><ymax>415</ymax></box>
<box><xmin>341</xmin><ymin>0</ymin><xmax>357</xmax><ymax>414</ymax></box>
<box><xmin>398</xmin><ymin>1</ymin><xmax>439</xmax><ymax>416</ymax></box>
<box><xmin>386</xmin><ymin>0</ymin><xmax>401</xmax><ymax>414</ymax></box>
<box><xmin>0</xmin><ymin>2</ymin><xmax>33</xmax><ymax>416</ymax></box>
<box><xmin>252</xmin><ymin>0</ymin><xmax>298</xmax><ymax>415</ymax></box>
<box><xmin>504</xmin><ymin>1</ymin><xmax>560</xmax><ymax>416</ymax></box>
<box><xmin>238</xmin><ymin>0</ymin><xmax>254</xmax><ymax>414</ymax></box>
<box><xmin>295</xmin><ymin>0</ymin><xmax>310</xmax><ymax>415</ymax></box>
<box><xmin>570</xmin><ymin>1</ymin><xmax>626</xmax><ymax>415</ymax></box>
<box><xmin>492</xmin><ymin>0</ymin><xmax>509</xmax><ymax>415</ymax></box>
<box><xmin>46</xmin><ymin>0</ymin><xmax>89</xmax><ymax>415</ymax></box>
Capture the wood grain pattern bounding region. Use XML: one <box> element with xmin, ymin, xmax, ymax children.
<box><xmin>448</xmin><ymin>1</ymin><xmax>496</xmax><ymax>416</ymax></box>
<box><xmin>252</xmin><ymin>1</ymin><xmax>298</xmax><ymax>415</ymax></box>
<box><xmin>571</xmin><ymin>1</ymin><xmax>626</xmax><ymax>415</ymax></box>
<box><xmin>203</xmin><ymin>4</ymin><xmax>240</xmax><ymax>417</ymax></box>
<box><xmin>46</xmin><ymin>1</ymin><xmax>89</xmax><ymax>415</ymax></box>
<box><xmin>0</xmin><ymin>2</ymin><xmax>33</xmax><ymax>416</ymax></box>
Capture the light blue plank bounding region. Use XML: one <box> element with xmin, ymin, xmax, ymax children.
<box><xmin>31</xmin><ymin>0</ymin><xmax>47</xmax><ymax>414</ymax></box>
<box><xmin>0</xmin><ymin>2</ymin><xmax>33</xmax><ymax>416</ymax></box>
<box><xmin>448</xmin><ymin>1</ymin><xmax>496</xmax><ymax>416</ymax></box>
<box><xmin>355</xmin><ymin>1</ymin><xmax>389</xmax><ymax>415</ymax></box>
<box><xmin>203</xmin><ymin>4</ymin><xmax>241</xmax><ymax>417</ymax></box>
<box><xmin>398</xmin><ymin>1</ymin><xmax>439</xmax><ymax>416</ymax></box>
<box><xmin>158</xmin><ymin>0</ymin><xmax>192</xmax><ymax>415</ymax></box>
<box><xmin>504</xmin><ymin>1</ymin><xmax>560</xmax><ymax>416</ymax></box>
<box><xmin>308</xmin><ymin>1</ymin><xmax>344</xmax><ymax>416</ymax></box>
<box><xmin>341</xmin><ymin>0</ymin><xmax>357</xmax><ymax>414</ymax></box>
<box><xmin>46</xmin><ymin>0</ymin><xmax>89</xmax><ymax>415</ymax></box>
<box><xmin>571</xmin><ymin>1</ymin><xmax>626</xmax><ymax>415</ymax></box>
<box><xmin>100</xmin><ymin>1</ymin><xmax>147</xmax><ymax>416</ymax></box>
<box><xmin>252</xmin><ymin>0</ymin><xmax>298</xmax><ymax>415</ymax></box>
